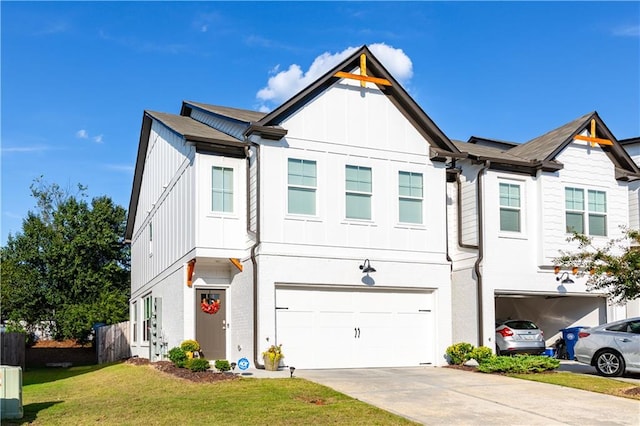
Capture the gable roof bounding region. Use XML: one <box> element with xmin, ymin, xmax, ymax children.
<box><xmin>454</xmin><ymin>111</ymin><xmax>640</xmax><ymax>179</ymax></box>
<box><xmin>251</xmin><ymin>45</ymin><xmax>461</xmax><ymax>157</ymax></box>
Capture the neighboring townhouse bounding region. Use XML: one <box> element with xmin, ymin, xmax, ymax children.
<box><xmin>125</xmin><ymin>46</ymin><xmax>463</xmax><ymax>368</ymax></box>
<box><xmin>621</xmin><ymin>137</ymin><xmax>640</xmax><ymax>230</ymax></box>
<box><xmin>450</xmin><ymin>113</ymin><xmax>640</xmax><ymax>350</ymax></box>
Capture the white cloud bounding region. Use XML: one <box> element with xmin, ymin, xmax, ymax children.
<box><xmin>105</xmin><ymin>164</ymin><xmax>135</xmax><ymax>174</ymax></box>
<box><xmin>1</xmin><ymin>145</ymin><xmax>49</xmax><ymax>153</ymax></box>
<box><xmin>76</xmin><ymin>129</ymin><xmax>104</xmax><ymax>143</ymax></box>
<box><xmin>612</xmin><ymin>25</ymin><xmax>640</xmax><ymax>37</ymax></box>
<box><xmin>255</xmin><ymin>43</ymin><xmax>413</xmax><ymax>110</ymax></box>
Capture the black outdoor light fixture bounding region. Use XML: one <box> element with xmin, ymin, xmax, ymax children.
<box><xmin>556</xmin><ymin>272</ymin><xmax>574</xmax><ymax>285</ymax></box>
<box><xmin>289</xmin><ymin>366</ymin><xmax>295</xmax><ymax>378</ymax></box>
<box><xmin>359</xmin><ymin>259</ymin><xmax>376</xmax><ymax>273</ymax></box>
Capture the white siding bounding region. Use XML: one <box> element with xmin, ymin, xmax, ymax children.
<box><xmin>130</xmin><ymin>120</ymin><xmax>196</xmax><ymax>298</ymax></box>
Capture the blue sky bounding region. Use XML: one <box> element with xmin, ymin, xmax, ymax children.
<box><xmin>2</xmin><ymin>1</ymin><xmax>639</xmax><ymax>245</ymax></box>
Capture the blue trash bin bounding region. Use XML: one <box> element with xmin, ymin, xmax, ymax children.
<box><xmin>560</xmin><ymin>326</ymin><xmax>587</xmax><ymax>360</ymax></box>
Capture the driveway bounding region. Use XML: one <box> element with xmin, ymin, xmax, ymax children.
<box><xmin>296</xmin><ymin>366</ymin><xmax>640</xmax><ymax>425</ymax></box>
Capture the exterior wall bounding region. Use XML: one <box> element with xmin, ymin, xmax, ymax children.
<box><xmin>252</xmin><ymin>79</ymin><xmax>453</xmax><ymax>364</ymax></box>
<box><xmin>130</xmin><ymin>120</ymin><xmax>196</xmax><ymax>299</ymax></box>
<box><xmin>194</xmin><ymin>152</ymin><xmax>250</xmax><ymax>257</ymax></box>
<box><xmin>189</xmin><ymin>109</ymin><xmax>247</xmax><ymax>140</ymax></box>
<box><xmin>539</xmin><ymin>141</ymin><xmax>629</xmax><ymax>265</ymax></box>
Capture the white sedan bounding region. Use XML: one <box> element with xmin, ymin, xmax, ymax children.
<box><xmin>573</xmin><ymin>317</ymin><xmax>640</xmax><ymax>377</ymax></box>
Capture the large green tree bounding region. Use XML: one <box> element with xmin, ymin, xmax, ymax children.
<box><xmin>555</xmin><ymin>228</ymin><xmax>640</xmax><ymax>304</ymax></box>
<box><xmin>1</xmin><ymin>178</ymin><xmax>130</xmax><ymax>342</ymax></box>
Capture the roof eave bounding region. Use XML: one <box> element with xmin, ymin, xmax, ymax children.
<box><xmin>244</xmin><ymin>124</ymin><xmax>288</xmax><ymax>141</ymax></box>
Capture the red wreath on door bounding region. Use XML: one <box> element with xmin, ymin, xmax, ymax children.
<box><xmin>201</xmin><ymin>299</ymin><xmax>221</xmax><ymax>315</ymax></box>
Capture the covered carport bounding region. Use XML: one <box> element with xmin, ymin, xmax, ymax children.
<box><xmin>494</xmin><ymin>292</ymin><xmax>607</xmax><ymax>348</ymax></box>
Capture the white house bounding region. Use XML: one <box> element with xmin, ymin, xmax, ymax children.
<box><xmin>449</xmin><ymin>113</ymin><xmax>640</xmax><ymax>350</ymax></box>
<box><xmin>125</xmin><ymin>46</ymin><xmax>463</xmax><ymax>368</ymax></box>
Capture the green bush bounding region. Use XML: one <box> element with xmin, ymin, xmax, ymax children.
<box><xmin>180</xmin><ymin>339</ymin><xmax>200</xmax><ymax>352</ymax></box>
<box><xmin>445</xmin><ymin>342</ymin><xmax>474</xmax><ymax>365</ymax></box>
<box><xmin>168</xmin><ymin>347</ymin><xmax>187</xmax><ymax>368</ymax></box>
<box><xmin>188</xmin><ymin>358</ymin><xmax>211</xmax><ymax>372</ymax></box>
<box><xmin>214</xmin><ymin>359</ymin><xmax>231</xmax><ymax>372</ymax></box>
<box><xmin>469</xmin><ymin>346</ymin><xmax>494</xmax><ymax>364</ymax></box>
<box><xmin>477</xmin><ymin>355</ymin><xmax>560</xmax><ymax>374</ymax></box>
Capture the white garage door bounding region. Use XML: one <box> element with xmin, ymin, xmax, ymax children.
<box><xmin>275</xmin><ymin>286</ymin><xmax>435</xmax><ymax>369</ymax></box>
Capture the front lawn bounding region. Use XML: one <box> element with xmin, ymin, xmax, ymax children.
<box><xmin>9</xmin><ymin>363</ymin><xmax>416</xmax><ymax>425</ymax></box>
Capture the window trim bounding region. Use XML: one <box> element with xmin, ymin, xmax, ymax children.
<box><xmin>132</xmin><ymin>301</ymin><xmax>138</xmax><ymax>344</ymax></box>
<box><xmin>211</xmin><ymin>166</ymin><xmax>234</xmax><ymax>214</ymax></box>
<box><xmin>398</xmin><ymin>170</ymin><xmax>423</xmax><ymax>225</ymax></box>
<box><xmin>565</xmin><ymin>186</ymin><xmax>607</xmax><ymax>237</ymax></box>
<box><xmin>287</xmin><ymin>158</ymin><xmax>318</xmax><ymax>216</ymax></box>
<box><xmin>345</xmin><ymin>164</ymin><xmax>373</xmax><ymax>221</ymax></box>
<box><xmin>499</xmin><ymin>182</ymin><xmax>522</xmax><ymax>233</ymax></box>
<box><xmin>142</xmin><ymin>294</ymin><xmax>152</xmax><ymax>345</ymax></box>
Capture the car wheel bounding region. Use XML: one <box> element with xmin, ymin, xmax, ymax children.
<box><xmin>594</xmin><ymin>350</ymin><xmax>625</xmax><ymax>377</ymax></box>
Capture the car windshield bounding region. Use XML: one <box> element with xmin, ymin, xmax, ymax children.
<box><xmin>503</xmin><ymin>320</ymin><xmax>538</xmax><ymax>330</ymax></box>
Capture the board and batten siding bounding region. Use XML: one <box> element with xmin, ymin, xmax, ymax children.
<box><xmin>539</xmin><ymin>141</ymin><xmax>629</xmax><ymax>264</ymax></box>
<box><xmin>257</xmin><ymin>77</ymin><xmax>449</xmax><ymax>260</ymax></box>
<box><xmin>130</xmin><ymin>120</ymin><xmax>196</xmax><ymax>296</ymax></box>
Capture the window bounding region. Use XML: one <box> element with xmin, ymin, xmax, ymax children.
<box><xmin>399</xmin><ymin>171</ymin><xmax>423</xmax><ymax>224</ymax></box>
<box><xmin>143</xmin><ymin>295</ymin><xmax>152</xmax><ymax>343</ymax></box>
<box><xmin>288</xmin><ymin>158</ymin><xmax>317</xmax><ymax>215</ymax></box>
<box><xmin>565</xmin><ymin>187</ymin><xmax>607</xmax><ymax>236</ymax></box>
<box><xmin>212</xmin><ymin>166</ymin><xmax>233</xmax><ymax>212</ymax></box>
<box><xmin>499</xmin><ymin>183</ymin><xmax>521</xmax><ymax>232</ymax></box>
<box><xmin>132</xmin><ymin>302</ymin><xmax>138</xmax><ymax>343</ymax></box>
<box><xmin>588</xmin><ymin>190</ymin><xmax>607</xmax><ymax>236</ymax></box>
<box><xmin>346</xmin><ymin>165</ymin><xmax>372</xmax><ymax>220</ymax></box>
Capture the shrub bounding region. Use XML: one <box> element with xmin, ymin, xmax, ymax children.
<box><xmin>180</xmin><ymin>339</ymin><xmax>200</xmax><ymax>352</ymax></box>
<box><xmin>477</xmin><ymin>355</ymin><xmax>560</xmax><ymax>374</ymax></box>
<box><xmin>469</xmin><ymin>346</ymin><xmax>494</xmax><ymax>364</ymax></box>
<box><xmin>168</xmin><ymin>346</ymin><xmax>187</xmax><ymax>368</ymax></box>
<box><xmin>214</xmin><ymin>359</ymin><xmax>231</xmax><ymax>372</ymax></box>
<box><xmin>445</xmin><ymin>342</ymin><xmax>474</xmax><ymax>365</ymax></box>
<box><xmin>188</xmin><ymin>358</ymin><xmax>211</xmax><ymax>372</ymax></box>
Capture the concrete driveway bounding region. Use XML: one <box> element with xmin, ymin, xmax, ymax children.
<box><xmin>296</xmin><ymin>366</ymin><xmax>640</xmax><ymax>425</ymax></box>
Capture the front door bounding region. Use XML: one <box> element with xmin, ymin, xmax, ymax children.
<box><xmin>195</xmin><ymin>289</ymin><xmax>226</xmax><ymax>360</ymax></box>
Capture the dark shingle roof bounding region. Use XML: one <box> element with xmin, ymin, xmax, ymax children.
<box><xmin>183</xmin><ymin>101</ymin><xmax>266</xmax><ymax>123</ymax></box>
<box><xmin>508</xmin><ymin>112</ymin><xmax>594</xmax><ymax>161</ymax></box>
<box><xmin>146</xmin><ymin>110</ymin><xmax>242</xmax><ymax>143</ymax></box>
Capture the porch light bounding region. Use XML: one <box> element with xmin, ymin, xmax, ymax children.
<box><xmin>556</xmin><ymin>272</ymin><xmax>574</xmax><ymax>285</ymax></box>
<box><xmin>290</xmin><ymin>366</ymin><xmax>295</xmax><ymax>378</ymax></box>
<box><xmin>359</xmin><ymin>259</ymin><xmax>376</xmax><ymax>273</ymax></box>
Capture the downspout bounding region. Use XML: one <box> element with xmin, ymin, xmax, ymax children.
<box><xmin>474</xmin><ymin>161</ymin><xmax>490</xmax><ymax>346</ymax></box>
<box><xmin>246</xmin><ymin>143</ymin><xmax>264</xmax><ymax>369</ymax></box>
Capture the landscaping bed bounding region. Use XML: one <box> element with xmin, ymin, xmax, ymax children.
<box><xmin>125</xmin><ymin>357</ymin><xmax>239</xmax><ymax>383</ymax></box>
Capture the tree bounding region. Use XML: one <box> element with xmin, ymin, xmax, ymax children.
<box><xmin>1</xmin><ymin>178</ymin><xmax>130</xmax><ymax>343</ymax></box>
<box><xmin>554</xmin><ymin>228</ymin><xmax>640</xmax><ymax>304</ymax></box>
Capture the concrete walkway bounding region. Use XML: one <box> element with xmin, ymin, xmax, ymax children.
<box><xmin>294</xmin><ymin>366</ymin><xmax>640</xmax><ymax>426</ymax></box>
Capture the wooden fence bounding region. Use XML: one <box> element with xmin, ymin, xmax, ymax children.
<box><xmin>96</xmin><ymin>321</ymin><xmax>131</xmax><ymax>364</ymax></box>
<box><xmin>0</xmin><ymin>333</ymin><xmax>25</xmax><ymax>369</ymax></box>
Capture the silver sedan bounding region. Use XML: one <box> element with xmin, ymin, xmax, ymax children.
<box><xmin>573</xmin><ymin>317</ymin><xmax>640</xmax><ymax>377</ymax></box>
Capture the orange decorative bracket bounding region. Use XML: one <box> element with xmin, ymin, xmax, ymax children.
<box><xmin>186</xmin><ymin>259</ymin><xmax>196</xmax><ymax>287</ymax></box>
<box><xmin>574</xmin><ymin>119</ymin><xmax>613</xmax><ymax>146</ymax></box>
<box><xmin>229</xmin><ymin>258</ymin><xmax>243</xmax><ymax>272</ymax></box>
<box><xmin>334</xmin><ymin>54</ymin><xmax>391</xmax><ymax>87</ymax></box>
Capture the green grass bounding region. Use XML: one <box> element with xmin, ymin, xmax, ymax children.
<box><xmin>6</xmin><ymin>363</ymin><xmax>417</xmax><ymax>425</ymax></box>
<box><xmin>508</xmin><ymin>371</ymin><xmax>640</xmax><ymax>401</ymax></box>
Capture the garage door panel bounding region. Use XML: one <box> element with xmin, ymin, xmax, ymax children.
<box><xmin>276</xmin><ymin>287</ymin><xmax>435</xmax><ymax>369</ymax></box>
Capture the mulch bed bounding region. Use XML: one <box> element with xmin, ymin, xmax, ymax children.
<box><xmin>125</xmin><ymin>358</ymin><xmax>239</xmax><ymax>383</ymax></box>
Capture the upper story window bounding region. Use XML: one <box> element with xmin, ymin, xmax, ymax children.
<box><xmin>346</xmin><ymin>165</ymin><xmax>372</xmax><ymax>220</ymax></box>
<box><xmin>288</xmin><ymin>158</ymin><xmax>317</xmax><ymax>215</ymax></box>
<box><xmin>212</xmin><ymin>166</ymin><xmax>233</xmax><ymax>213</ymax></box>
<box><xmin>499</xmin><ymin>182</ymin><xmax>521</xmax><ymax>232</ymax></box>
<box><xmin>565</xmin><ymin>187</ymin><xmax>607</xmax><ymax>236</ymax></box>
<box><xmin>399</xmin><ymin>171</ymin><xmax>423</xmax><ymax>224</ymax></box>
